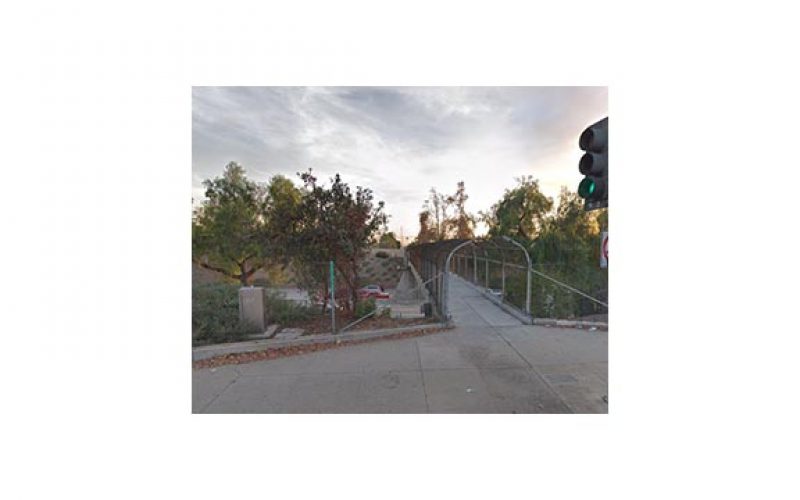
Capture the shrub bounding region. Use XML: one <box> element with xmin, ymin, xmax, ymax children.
<box><xmin>354</xmin><ymin>298</ymin><xmax>376</xmax><ymax>318</ymax></box>
<box><xmin>264</xmin><ymin>291</ymin><xmax>315</xmax><ymax>324</ymax></box>
<box><xmin>192</xmin><ymin>283</ymin><xmax>254</xmax><ymax>345</ymax></box>
<box><xmin>193</xmin><ymin>285</ymin><xmax>321</xmax><ymax>346</ymax></box>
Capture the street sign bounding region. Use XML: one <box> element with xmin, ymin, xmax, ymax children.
<box><xmin>600</xmin><ymin>232</ymin><xmax>608</xmax><ymax>268</ymax></box>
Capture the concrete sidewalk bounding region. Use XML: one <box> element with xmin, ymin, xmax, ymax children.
<box><xmin>193</xmin><ymin>275</ymin><xmax>608</xmax><ymax>413</ymax></box>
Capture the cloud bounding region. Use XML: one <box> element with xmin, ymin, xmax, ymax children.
<box><xmin>192</xmin><ymin>86</ymin><xmax>608</xmax><ymax>237</ymax></box>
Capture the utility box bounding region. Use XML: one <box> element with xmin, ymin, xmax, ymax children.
<box><xmin>239</xmin><ymin>287</ymin><xmax>268</xmax><ymax>332</ymax></box>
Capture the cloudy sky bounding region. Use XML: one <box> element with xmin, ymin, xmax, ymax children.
<box><xmin>192</xmin><ymin>86</ymin><xmax>607</xmax><ymax>241</ymax></box>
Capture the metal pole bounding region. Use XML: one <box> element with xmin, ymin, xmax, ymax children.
<box><xmin>329</xmin><ymin>260</ymin><xmax>336</xmax><ymax>334</ymax></box>
<box><xmin>434</xmin><ymin>262</ymin><xmax>438</xmax><ymax>313</ymax></box>
<box><xmin>501</xmin><ymin>254</ymin><xmax>506</xmax><ymax>299</ymax></box>
<box><xmin>442</xmin><ymin>271</ymin><xmax>446</xmax><ymax>320</ymax></box>
<box><xmin>527</xmin><ymin>269</ymin><xmax>531</xmax><ymax>317</ymax></box>
<box><xmin>485</xmin><ymin>253</ymin><xmax>489</xmax><ymax>288</ymax></box>
<box><xmin>443</xmin><ymin>240</ymin><xmax>477</xmax><ymax>322</ymax></box>
<box><xmin>473</xmin><ymin>248</ymin><xmax>477</xmax><ymax>284</ymax></box>
<box><xmin>502</xmin><ymin>236</ymin><xmax>533</xmax><ymax>317</ymax></box>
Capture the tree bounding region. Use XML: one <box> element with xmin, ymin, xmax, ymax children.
<box><xmin>192</xmin><ymin>162</ymin><xmax>269</xmax><ymax>286</ymax></box>
<box><xmin>532</xmin><ymin>187</ymin><xmax>600</xmax><ymax>266</ymax></box>
<box><xmin>451</xmin><ymin>181</ymin><xmax>475</xmax><ymax>239</ymax></box>
<box><xmin>262</xmin><ymin>174</ymin><xmax>303</xmax><ymax>265</ymax></box>
<box><xmin>415</xmin><ymin>210</ymin><xmax>437</xmax><ymax>244</ymax></box>
<box><xmin>415</xmin><ymin>183</ymin><xmax>475</xmax><ymax>242</ymax></box>
<box><xmin>426</xmin><ymin>188</ymin><xmax>453</xmax><ymax>240</ymax></box>
<box><xmin>192</xmin><ymin>163</ymin><xmax>304</xmax><ymax>286</ymax></box>
<box><xmin>481</xmin><ymin>176</ymin><xmax>553</xmax><ymax>240</ymax></box>
<box><xmin>596</xmin><ymin>207</ymin><xmax>608</xmax><ymax>232</ymax></box>
<box><xmin>377</xmin><ymin>231</ymin><xmax>401</xmax><ymax>249</ymax></box>
<box><xmin>479</xmin><ymin>181</ymin><xmax>608</xmax><ymax>318</ymax></box>
<box><xmin>293</xmin><ymin>169</ymin><xmax>388</xmax><ymax>313</ymax></box>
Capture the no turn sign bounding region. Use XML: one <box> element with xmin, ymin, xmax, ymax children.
<box><xmin>600</xmin><ymin>232</ymin><xmax>608</xmax><ymax>268</ymax></box>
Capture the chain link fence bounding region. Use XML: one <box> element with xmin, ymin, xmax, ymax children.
<box><xmin>409</xmin><ymin>237</ymin><xmax>608</xmax><ymax>324</ymax></box>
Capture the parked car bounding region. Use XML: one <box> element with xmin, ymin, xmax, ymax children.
<box><xmin>358</xmin><ymin>284</ymin><xmax>390</xmax><ymax>300</ymax></box>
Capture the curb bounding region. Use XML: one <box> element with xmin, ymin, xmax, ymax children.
<box><xmin>192</xmin><ymin>322</ymin><xmax>447</xmax><ymax>361</ymax></box>
<box><xmin>532</xmin><ymin>318</ymin><xmax>608</xmax><ymax>330</ymax></box>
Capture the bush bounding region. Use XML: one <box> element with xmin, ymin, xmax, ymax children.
<box><xmin>264</xmin><ymin>291</ymin><xmax>315</xmax><ymax>324</ymax></box>
<box><xmin>193</xmin><ymin>285</ymin><xmax>321</xmax><ymax>346</ymax></box>
<box><xmin>192</xmin><ymin>283</ymin><xmax>255</xmax><ymax>345</ymax></box>
<box><xmin>354</xmin><ymin>297</ymin><xmax>376</xmax><ymax>318</ymax></box>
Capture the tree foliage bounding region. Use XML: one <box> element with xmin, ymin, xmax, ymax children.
<box><xmin>261</xmin><ymin>173</ymin><xmax>303</xmax><ymax>267</ymax></box>
<box><xmin>193</xmin><ymin>164</ymin><xmax>389</xmax><ymax>312</ymax></box>
<box><xmin>292</xmin><ymin>169</ymin><xmax>388</xmax><ymax>312</ymax></box>
<box><xmin>532</xmin><ymin>188</ymin><xmax>602</xmax><ymax>266</ymax></box>
<box><xmin>377</xmin><ymin>231</ymin><xmax>402</xmax><ymax>249</ymax></box>
<box><xmin>481</xmin><ymin>176</ymin><xmax>553</xmax><ymax>240</ymax></box>
<box><xmin>415</xmin><ymin>210</ymin><xmax>438</xmax><ymax>244</ymax></box>
<box><xmin>192</xmin><ymin>162</ymin><xmax>270</xmax><ymax>286</ymax></box>
<box><xmin>415</xmin><ymin>181</ymin><xmax>476</xmax><ymax>242</ymax></box>
<box><xmin>475</xmin><ymin>177</ymin><xmax>609</xmax><ymax>318</ymax></box>
<box><xmin>452</xmin><ymin>181</ymin><xmax>475</xmax><ymax>239</ymax></box>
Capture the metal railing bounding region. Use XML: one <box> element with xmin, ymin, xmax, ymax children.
<box><xmin>409</xmin><ymin>237</ymin><xmax>608</xmax><ymax>324</ymax></box>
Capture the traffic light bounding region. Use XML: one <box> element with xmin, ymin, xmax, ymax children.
<box><xmin>578</xmin><ymin>117</ymin><xmax>608</xmax><ymax>211</ymax></box>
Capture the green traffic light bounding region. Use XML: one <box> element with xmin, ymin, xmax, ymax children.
<box><xmin>578</xmin><ymin>178</ymin><xmax>596</xmax><ymax>199</ymax></box>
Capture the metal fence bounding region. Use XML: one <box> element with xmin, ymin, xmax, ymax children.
<box><xmin>408</xmin><ymin>237</ymin><xmax>608</xmax><ymax>324</ymax></box>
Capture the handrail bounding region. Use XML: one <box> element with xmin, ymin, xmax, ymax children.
<box><xmin>529</xmin><ymin>268</ymin><xmax>608</xmax><ymax>308</ymax></box>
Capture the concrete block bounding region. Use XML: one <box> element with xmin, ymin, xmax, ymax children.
<box><xmin>239</xmin><ymin>287</ymin><xmax>267</xmax><ymax>332</ymax></box>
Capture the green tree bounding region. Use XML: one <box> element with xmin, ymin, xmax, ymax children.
<box><xmin>481</xmin><ymin>176</ymin><xmax>553</xmax><ymax>240</ymax></box>
<box><xmin>293</xmin><ymin>169</ymin><xmax>388</xmax><ymax>312</ymax></box>
<box><xmin>532</xmin><ymin>188</ymin><xmax>600</xmax><ymax>266</ymax></box>
<box><xmin>192</xmin><ymin>162</ymin><xmax>269</xmax><ymax>286</ymax></box>
<box><xmin>262</xmin><ymin>174</ymin><xmax>303</xmax><ymax>264</ymax></box>
<box><xmin>192</xmin><ymin>163</ymin><xmax>303</xmax><ymax>286</ymax></box>
<box><xmin>377</xmin><ymin>231</ymin><xmax>402</xmax><ymax>249</ymax></box>
<box><xmin>596</xmin><ymin>207</ymin><xmax>608</xmax><ymax>232</ymax></box>
<box><xmin>528</xmin><ymin>188</ymin><xmax>607</xmax><ymax>318</ymax></box>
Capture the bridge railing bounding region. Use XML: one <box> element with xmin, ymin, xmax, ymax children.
<box><xmin>409</xmin><ymin>237</ymin><xmax>608</xmax><ymax>324</ymax></box>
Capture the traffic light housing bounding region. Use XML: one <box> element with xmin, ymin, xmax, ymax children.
<box><xmin>578</xmin><ymin>117</ymin><xmax>608</xmax><ymax>211</ymax></box>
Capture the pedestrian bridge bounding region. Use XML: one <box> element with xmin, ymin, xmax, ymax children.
<box><xmin>406</xmin><ymin>238</ymin><xmax>608</xmax><ymax>326</ymax></box>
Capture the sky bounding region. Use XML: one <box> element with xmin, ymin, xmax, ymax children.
<box><xmin>192</xmin><ymin>86</ymin><xmax>607</xmax><ymax>242</ymax></box>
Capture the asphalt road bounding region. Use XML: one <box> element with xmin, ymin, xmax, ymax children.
<box><xmin>193</xmin><ymin>275</ymin><xmax>608</xmax><ymax>413</ymax></box>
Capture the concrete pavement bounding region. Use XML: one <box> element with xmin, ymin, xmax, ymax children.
<box><xmin>193</xmin><ymin>275</ymin><xmax>608</xmax><ymax>413</ymax></box>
